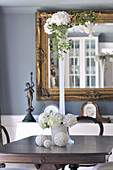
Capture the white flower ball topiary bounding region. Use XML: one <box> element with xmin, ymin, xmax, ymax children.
<box><xmin>44</xmin><ymin>139</ymin><xmax>52</xmax><ymax>148</ymax></box>
<box><xmin>54</xmin><ymin>132</ymin><xmax>68</xmax><ymax>147</ymax></box>
<box><xmin>35</xmin><ymin>135</ymin><xmax>47</xmax><ymax>146</ymax></box>
<box><xmin>63</xmin><ymin>114</ymin><xmax>77</xmax><ymax>128</ymax></box>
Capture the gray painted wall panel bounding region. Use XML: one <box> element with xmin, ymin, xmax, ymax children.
<box><xmin>0</xmin><ymin>13</ymin><xmax>113</xmax><ymax>116</ymax></box>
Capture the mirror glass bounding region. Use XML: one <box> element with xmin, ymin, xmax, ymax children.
<box><xmin>48</xmin><ymin>23</ymin><xmax>113</xmax><ymax>89</ymax></box>
<box><xmin>36</xmin><ymin>11</ymin><xmax>113</xmax><ymax>101</ymax></box>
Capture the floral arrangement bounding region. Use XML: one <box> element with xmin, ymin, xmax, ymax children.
<box><xmin>79</xmin><ymin>21</ymin><xmax>95</xmax><ymax>37</ymax></box>
<box><xmin>38</xmin><ymin>112</ymin><xmax>77</xmax><ymax>129</ymax></box>
<box><xmin>44</xmin><ymin>11</ymin><xmax>72</xmax><ymax>59</ymax></box>
<box><xmin>44</xmin><ymin>9</ymin><xmax>100</xmax><ymax>59</ymax></box>
<box><xmin>95</xmin><ymin>53</ymin><xmax>113</xmax><ymax>62</ymax></box>
<box><xmin>95</xmin><ymin>52</ymin><xmax>113</xmax><ymax>71</ymax></box>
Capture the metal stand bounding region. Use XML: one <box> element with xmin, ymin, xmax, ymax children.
<box><xmin>22</xmin><ymin>72</ymin><xmax>36</xmax><ymax>122</ymax></box>
<box><xmin>22</xmin><ymin>108</ymin><xmax>36</xmax><ymax>122</ymax></box>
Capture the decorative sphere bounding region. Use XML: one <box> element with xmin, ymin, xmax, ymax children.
<box><xmin>35</xmin><ymin>135</ymin><xmax>47</xmax><ymax>146</ymax></box>
<box><xmin>44</xmin><ymin>139</ymin><xmax>52</xmax><ymax>148</ymax></box>
<box><xmin>54</xmin><ymin>132</ymin><xmax>68</xmax><ymax>147</ymax></box>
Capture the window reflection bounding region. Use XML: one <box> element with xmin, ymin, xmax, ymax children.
<box><xmin>49</xmin><ymin>36</ymin><xmax>99</xmax><ymax>88</ymax></box>
<box><xmin>69</xmin><ymin>40</ymin><xmax>74</xmax><ymax>56</ymax></box>
<box><xmin>69</xmin><ymin>76</ymin><xmax>74</xmax><ymax>87</ymax></box>
<box><xmin>50</xmin><ymin>52</ymin><xmax>59</xmax><ymax>88</ymax></box>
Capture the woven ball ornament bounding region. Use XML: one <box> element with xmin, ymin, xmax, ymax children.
<box><xmin>44</xmin><ymin>139</ymin><xmax>52</xmax><ymax>148</ymax></box>
<box><xmin>35</xmin><ymin>135</ymin><xmax>47</xmax><ymax>146</ymax></box>
<box><xmin>54</xmin><ymin>132</ymin><xmax>68</xmax><ymax>147</ymax></box>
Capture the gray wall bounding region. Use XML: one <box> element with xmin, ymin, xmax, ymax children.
<box><xmin>0</xmin><ymin>12</ymin><xmax>113</xmax><ymax>117</ymax></box>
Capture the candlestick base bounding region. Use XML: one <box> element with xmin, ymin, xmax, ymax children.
<box><xmin>22</xmin><ymin>109</ymin><xmax>36</xmax><ymax>122</ymax></box>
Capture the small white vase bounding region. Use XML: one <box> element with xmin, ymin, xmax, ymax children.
<box><xmin>51</xmin><ymin>124</ymin><xmax>74</xmax><ymax>145</ymax></box>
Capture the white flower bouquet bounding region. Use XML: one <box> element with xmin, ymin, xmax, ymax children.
<box><xmin>44</xmin><ymin>11</ymin><xmax>72</xmax><ymax>59</ymax></box>
<box><xmin>38</xmin><ymin>112</ymin><xmax>50</xmax><ymax>129</ymax></box>
<box><xmin>95</xmin><ymin>53</ymin><xmax>107</xmax><ymax>62</ymax></box>
<box><xmin>44</xmin><ymin>10</ymin><xmax>100</xmax><ymax>59</ymax></box>
<box><xmin>79</xmin><ymin>21</ymin><xmax>95</xmax><ymax>37</ymax></box>
<box><xmin>95</xmin><ymin>53</ymin><xmax>113</xmax><ymax>62</ymax></box>
<box><xmin>48</xmin><ymin>112</ymin><xmax>64</xmax><ymax>128</ymax></box>
<box><xmin>38</xmin><ymin>112</ymin><xmax>77</xmax><ymax>129</ymax></box>
<box><xmin>94</xmin><ymin>53</ymin><xmax>113</xmax><ymax>71</ymax></box>
<box><xmin>44</xmin><ymin>11</ymin><xmax>71</xmax><ymax>34</ymax></box>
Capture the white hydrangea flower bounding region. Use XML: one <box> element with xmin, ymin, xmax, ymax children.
<box><xmin>63</xmin><ymin>113</ymin><xmax>77</xmax><ymax>128</ymax></box>
<box><xmin>95</xmin><ymin>53</ymin><xmax>107</xmax><ymax>62</ymax></box>
<box><xmin>51</xmin><ymin>11</ymin><xmax>70</xmax><ymax>26</ymax></box>
<box><xmin>44</xmin><ymin>11</ymin><xmax>70</xmax><ymax>34</ymax></box>
<box><xmin>85</xmin><ymin>21</ymin><xmax>95</xmax><ymax>37</ymax></box>
<box><xmin>38</xmin><ymin>112</ymin><xmax>77</xmax><ymax>130</ymax></box>
<box><xmin>79</xmin><ymin>21</ymin><xmax>95</xmax><ymax>37</ymax></box>
<box><xmin>38</xmin><ymin>112</ymin><xmax>49</xmax><ymax>129</ymax></box>
<box><xmin>79</xmin><ymin>24</ymin><xmax>84</xmax><ymax>32</ymax></box>
<box><xmin>48</xmin><ymin>112</ymin><xmax>64</xmax><ymax>128</ymax></box>
<box><xmin>44</xmin><ymin>18</ymin><xmax>53</xmax><ymax>34</ymax></box>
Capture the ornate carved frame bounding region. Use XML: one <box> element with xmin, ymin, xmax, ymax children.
<box><xmin>36</xmin><ymin>10</ymin><xmax>113</xmax><ymax>101</ymax></box>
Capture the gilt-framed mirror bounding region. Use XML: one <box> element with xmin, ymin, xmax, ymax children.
<box><xmin>35</xmin><ymin>10</ymin><xmax>113</xmax><ymax>101</ymax></box>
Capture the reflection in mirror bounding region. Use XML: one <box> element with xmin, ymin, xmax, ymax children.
<box><xmin>36</xmin><ymin>11</ymin><xmax>113</xmax><ymax>101</ymax></box>
<box><xmin>48</xmin><ymin>23</ymin><xmax>113</xmax><ymax>89</ymax></box>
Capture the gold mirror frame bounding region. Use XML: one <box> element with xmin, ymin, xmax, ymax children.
<box><xmin>36</xmin><ymin>10</ymin><xmax>113</xmax><ymax>101</ymax></box>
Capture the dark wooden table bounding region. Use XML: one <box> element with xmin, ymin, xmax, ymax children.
<box><xmin>0</xmin><ymin>136</ymin><xmax>113</xmax><ymax>170</ymax></box>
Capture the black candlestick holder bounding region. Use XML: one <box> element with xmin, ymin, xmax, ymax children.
<box><xmin>22</xmin><ymin>72</ymin><xmax>36</xmax><ymax>122</ymax></box>
<box><xmin>22</xmin><ymin>108</ymin><xmax>36</xmax><ymax>122</ymax></box>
